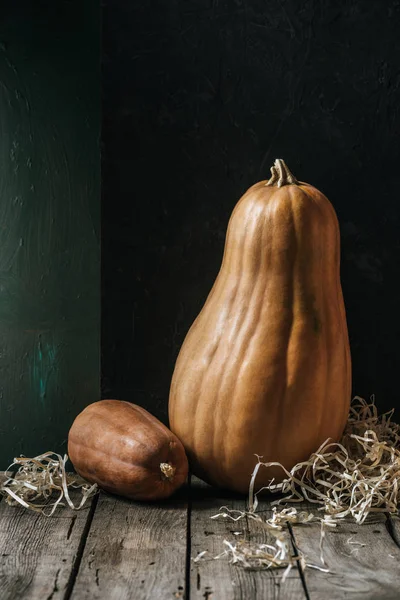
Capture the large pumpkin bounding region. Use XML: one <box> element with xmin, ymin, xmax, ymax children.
<box><xmin>68</xmin><ymin>400</ymin><xmax>188</xmax><ymax>501</ymax></box>
<box><xmin>169</xmin><ymin>159</ymin><xmax>351</xmax><ymax>494</ymax></box>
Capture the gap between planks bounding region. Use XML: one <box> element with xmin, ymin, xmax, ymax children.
<box><xmin>189</xmin><ymin>476</ymin><xmax>307</xmax><ymax>600</ymax></box>
<box><xmin>386</xmin><ymin>513</ymin><xmax>400</xmax><ymax>549</ymax></box>
<box><xmin>69</xmin><ymin>482</ymin><xmax>188</xmax><ymax>600</ymax></box>
<box><xmin>289</xmin><ymin>504</ymin><xmax>400</xmax><ymax>600</ymax></box>
<box><xmin>0</xmin><ymin>477</ymin><xmax>97</xmax><ymax>600</ymax></box>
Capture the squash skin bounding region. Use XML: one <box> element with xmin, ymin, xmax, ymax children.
<box><xmin>168</xmin><ymin>171</ymin><xmax>351</xmax><ymax>494</ymax></box>
<box><xmin>68</xmin><ymin>400</ymin><xmax>188</xmax><ymax>501</ymax></box>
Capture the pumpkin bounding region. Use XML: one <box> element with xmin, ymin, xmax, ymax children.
<box><xmin>68</xmin><ymin>400</ymin><xmax>188</xmax><ymax>501</ymax></box>
<box><xmin>169</xmin><ymin>159</ymin><xmax>351</xmax><ymax>494</ymax></box>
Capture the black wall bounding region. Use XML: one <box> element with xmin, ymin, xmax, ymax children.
<box><xmin>102</xmin><ymin>0</ymin><xmax>400</xmax><ymax>420</ymax></box>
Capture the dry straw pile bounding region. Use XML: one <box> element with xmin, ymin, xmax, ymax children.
<box><xmin>202</xmin><ymin>396</ymin><xmax>400</xmax><ymax>578</ymax></box>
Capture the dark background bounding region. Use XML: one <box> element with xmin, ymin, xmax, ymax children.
<box><xmin>0</xmin><ymin>0</ymin><xmax>100</xmax><ymax>464</ymax></box>
<box><xmin>102</xmin><ymin>0</ymin><xmax>400</xmax><ymax>422</ymax></box>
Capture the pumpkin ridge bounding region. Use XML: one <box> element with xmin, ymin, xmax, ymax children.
<box><xmin>221</xmin><ymin>196</ymin><xmax>272</xmax><ymax>478</ymax></box>
<box><xmin>169</xmin><ymin>194</ymin><xmax>244</xmax><ymax>435</ymax></box>
<box><xmin>280</xmin><ymin>187</ymin><xmax>299</xmax><ymax>440</ymax></box>
<box><xmin>206</xmin><ymin>195</ymin><xmax>252</xmax><ymax>483</ymax></box>
<box><xmin>220</xmin><ymin>186</ymin><xmax>287</xmax><ymax>475</ymax></box>
<box><xmin>319</xmin><ymin>190</ymin><xmax>341</xmax><ymax>439</ymax></box>
<box><xmin>222</xmin><ymin>189</ymin><xmax>279</xmax><ymax>473</ymax></box>
<box><xmin>332</xmin><ymin>207</ymin><xmax>352</xmax><ymax>433</ymax></box>
<box><xmin>238</xmin><ymin>188</ymin><xmax>294</xmax><ymax>479</ymax></box>
<box><xmin>288</xmin><ymin>187</ymin><xmax>327</xmax><ymax>445</ymax></box>
<box><xmin>308</xmin><ymin>187</ymin><xmax>329</xmax><ymax>439</ymax></box>
<box><xmin>299</xmin><ymin>186</ymin><xmax>348</xmax><ymax>440</ymax></box>
<box><xmin>278</xmin><ymin>188</ymin><xmax>307</xmax><ymax>450</ymax></box>
<box><xmin>318</xmin><ymin>192</ymin><xmax>330</xmax><ymax>438</ymax></box>
<box><xmin>95</xmin><ymin>402</ymin><xmax>171</xmax><ymax>450</ymax></box>
<box><xmin>125</xmin><ymin>402</ymin><xmax>174</xmax><ymax>441</ymax></box>
<box><xmin>68</xmin><ymin>436</ymin><xmax>166</xmax><ymax>471</ymax></box>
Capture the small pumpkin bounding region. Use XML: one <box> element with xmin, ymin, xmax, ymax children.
<box><xmin>169</xmin><ymin>159</ymin><xmax>351</xmax><ymax>494</ymax></box>
<box><xmin>68</xmin><ymin>400</ymin><xmax>188</xmax><ymax>501</ymax></box>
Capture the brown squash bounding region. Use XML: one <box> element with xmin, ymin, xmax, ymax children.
<box><xmin>68</xmin><ymin>400</ymin><xmax>188</xmax><ymax>501</ymax></box>
<box><xmin>169</xmin><ymin>159</ymin><xmax>351</xmax><ymax>494</ymax></box>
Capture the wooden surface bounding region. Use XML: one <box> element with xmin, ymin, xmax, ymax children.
<box><xmin>293</xmin><ymin>510</ymin><xmax>400</xmax><ymax>600</ymax></box>
<box><xmin>72</xmin><ymin>489</ymin><xmax>187</xmax><ymax>599</ymax></box>
<box><xmin>189</xmin><ymin>477</ymin><xmax>306</xmax><ymax>600</ymax></box>
<box><xmin>1</xmin><ymin>475</ymin><xmax>400</xmax><ymax>599</ymax></box>
<box><xmin>0</xmin><ymin>489</ymin><xmax>95</xmax><ymax>600</ymax></box>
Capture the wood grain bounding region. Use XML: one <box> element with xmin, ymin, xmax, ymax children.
<box><xmin>71</xmin><ymin>487</ymin><xmax>188</xmax><ymax>600</ymax></box>
<box><xmin>2</xmin><ymin>470</ymin><xmax>400</xmax><ymax>599</ymax></box>
<box><xmin>291</xmin><ymin>506</ymin><xmax>400</xmax><ymax>600</ymax></box>
<box><xmin>189</xmin><ymin>477</ymin><xmax>306</xmax><ymax>600</ymax></box>
<box><xmin>0</xmin><ymin>487</ymin><xmax>95</xmax><ymax>600</ymax></box>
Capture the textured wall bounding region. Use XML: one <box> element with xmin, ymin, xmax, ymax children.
<box><xmin>102</xmin><ymin>1</ymin><xmax>400</xmax><ymax>420</ymax></box>
<box><xmin>0</xmin><ymin>2</ymin><xmax>100</xmax><ymax>464</ymax></box>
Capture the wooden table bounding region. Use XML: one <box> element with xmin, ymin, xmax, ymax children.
<box><xmin>1</xmin><ymin>475</ymin><xmax>400</xmax><ymax>599</ymax></box>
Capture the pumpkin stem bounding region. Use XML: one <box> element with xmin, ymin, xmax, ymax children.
<box><xmin>160</xmin><ymin>462</ymin><xmax>176</xmax><ymax>480</ymax></box>
<box><xmin>266</xmin><ymin>159</ymin><xmax>298</xmax><ymax>187</ymax></box>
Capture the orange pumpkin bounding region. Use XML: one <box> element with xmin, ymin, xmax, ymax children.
<box><xmin>169</xmin><ymin>159</ymin><xmax>351</xmax><ymax>494</ymax></box>
<box><xmin>68</xmin><ymin>400</ymin><xmax>188</xmax><ymax>500</ymax></box>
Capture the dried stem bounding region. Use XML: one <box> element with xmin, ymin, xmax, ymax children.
<box><xmin>266</xmin><ymin>158</ymin><xmax>298</xmax><ymax>187</ymax></box>
<box><xmin>160</xmin><ymin>462</ymin><xmax>176</xmax><ymax>480</ymax></box>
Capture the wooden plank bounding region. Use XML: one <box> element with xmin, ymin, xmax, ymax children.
<box><xmin>0</xmin><ymin>484</ymin><xmax>96</xmax><ymax>600</ymax></box>
<box><xmin>189</xmin><ymin>477</ymin><xmax>306</xmax><ymax>600</ymax></box>
<box><xmin>71</xmin><ymin>487</ymin><xmax>188</xmax><ymax>599</ymax></box>
<box><xmin>387</xmin><ymin>513</ymin><xmax>400</xmax><ymax>547</ymax></box>
<box><xmin>291</xmin><ymin>506</ymin><xmax>400</xmax><ymax>599</ymax></box>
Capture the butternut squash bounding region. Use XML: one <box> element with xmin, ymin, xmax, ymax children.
<box><xmin>169</xmin><ymin>159</ymin><xmax>351</xmax><ymax>494</ymax></box>
<box><xmin>68</xmin><ymin>400</ymin><xmax>188</xmax><ymax>501</ymax></box>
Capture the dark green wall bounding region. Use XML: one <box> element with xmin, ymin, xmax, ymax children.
<box><xmin>0</xmin><ymin>2</ymin><xmax>100</xmax><ymax>465</ymax></box>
